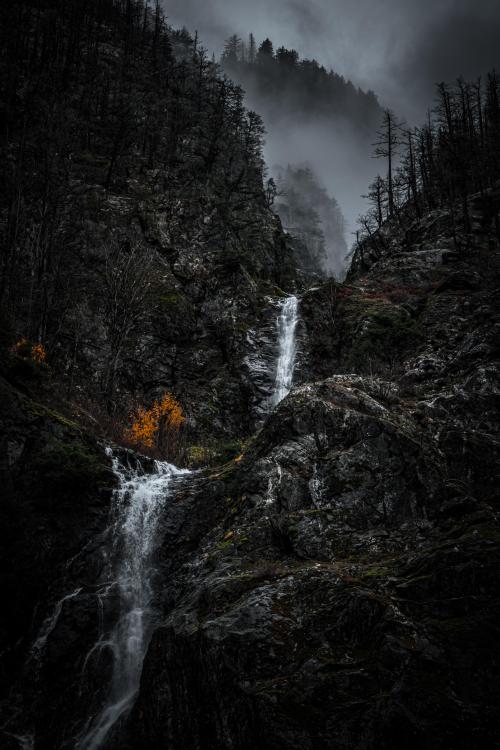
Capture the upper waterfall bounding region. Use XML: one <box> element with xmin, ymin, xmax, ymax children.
<box><xmin>271</xmin><ymin>295</ymin><xmax>300</xmax><ymax>407</ymax></box>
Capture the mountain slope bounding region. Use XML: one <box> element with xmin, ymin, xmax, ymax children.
<box><xmin>0</xmin><ymin>5</ymin><xmax>499</xmax><ymax>750</ymax></box>
<box><xmin>0</xmin><ymin>0</ymin><xmax>297</xmax><ymax>449</ymax></box>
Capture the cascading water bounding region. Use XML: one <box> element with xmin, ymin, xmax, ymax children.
<box><xmin>271</xmin><ymin>295</ymin><xmax>299</xmax><ymax>406</ymax></box>
<box><xmin>77</xmin><ymin>449</ymin><xmax>190</xmax><ymax>750</ymax></box>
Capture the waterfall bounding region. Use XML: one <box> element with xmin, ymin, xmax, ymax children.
<box><xmin>271</xmin><ymin>295</ymin><xmax>299</xmax><ymax>406</ymax></box>
<box><xmin>31</xmin><ymin>587</ymin><xmax>82</xmax><ymax>659</ymax></box>
<box><xmin>77</xmin><ymin>449</ymin><xmax>190</xmax><ymax>750</ymax></box>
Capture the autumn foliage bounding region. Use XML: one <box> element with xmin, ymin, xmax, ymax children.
<box><xmin>124</xmin><ymin>393</ymin><xmax>185</xmax><ymax>458</ymax></box>
<box><xmin>11</xmin><ymin>337</ymin><xmax>48</xmax><ymax>365</ymax></box>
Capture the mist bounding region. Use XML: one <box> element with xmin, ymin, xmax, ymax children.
<box><xmin>163</xmin><ymin>0</ymin><xmax>500</xmax><ymax>268</ymax></box>
<box><xmin>264</xmin><ymin>116</ymin><xmax>376</xmax><ymax>243</ymax></box>
<box><xmin>163</xmin><ymin>0</ymin><xmax>499</xmax><ymax>119</ymax></box>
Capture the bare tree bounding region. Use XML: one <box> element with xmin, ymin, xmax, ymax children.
<box><xmin>102</xmin><ymin>240</ymin><xmax>156</xmax><ymax>411</ymax></box>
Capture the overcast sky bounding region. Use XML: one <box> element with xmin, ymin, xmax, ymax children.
<box><xmin>163</xmin><ymin>0</ymin><xmax>499</xmax><ymax>122</ymax></box>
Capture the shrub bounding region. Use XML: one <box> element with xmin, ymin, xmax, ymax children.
<box><xmin>11</xmin><ymin>337</ymin><xmax>48</xmax><ymax>365</ymax></box>
<box><xmin>124</xmin><ymin>392</ymin><xmax>185</xmax><ymax>459</ymax></box>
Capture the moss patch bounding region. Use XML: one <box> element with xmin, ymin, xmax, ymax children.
<box><xmin>27</xmin><ymin>401</ymin><xmax>80</xmax><ymax>431</ymax></box>
<box><xmin>32</xmin><ymin>439</ymin><xmax>109</xmax><ymax>496</ymax></box>
<box><xmin>340</xmin><ymin>294</ymin><xmax>424</xmax><ymax>370</ymax></box>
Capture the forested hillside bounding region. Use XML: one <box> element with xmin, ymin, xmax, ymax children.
<box><xmin>355</xmin><ymin>75</ymin><xmax>500</xmax><ymax>261</ymax></box>
<box><xmin>219</xmin><ymin>32</ymin><xmax>385</xmax><ymax>262</ymax></box>
<box><xmin>221</xmin><ymin>34</ymin><xmax>382</xmax><ymax>133</ymax></box>
<box><xmin>0</xmin><ymin>0</ymin><xmax>297</xmax><ymax>454</ymax></box>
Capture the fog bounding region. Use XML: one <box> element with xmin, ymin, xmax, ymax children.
<box><xmin>264</xmin><ymin>118</ymin><xmax>376</xmax><ymax>243</ymax></box>
<box><xmin>164</xmin><ymin>0</ymin><xmax>499</xmax><ymax>120</ymax></box>
<box><xmin>163</xmin><ymin>0</ymin><xmax>500</xmax><ymax>256</ymax></box>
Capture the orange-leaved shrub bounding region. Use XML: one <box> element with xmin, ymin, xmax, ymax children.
<box><xmin>124</xmin><ymin>392</ymin><xmax>185</xmax><ymax>459</ymax></box>
<box><xmin>11</xmin><ymin>337</ymin><xmax>48</xmax><ymax>365</ymax></box>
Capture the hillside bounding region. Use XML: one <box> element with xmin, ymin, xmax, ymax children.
<box><xmin>221</xmin><ymin>35</ymin><xmax>382</xmax><ymax>134</ymax></box>
<box><xmin>0</xmin><ymin>0</ymin><xmax>298</xmax><ymax>454</ymax></box>
<box><xmin>219</xmin><ymin>34</ymin><xmax>385</xmax><ymax>258</ymax></box>
<box><xmin>273</xmin><ymin>164</ymin><xmax>348</xmax><ymax>277</ymax></box>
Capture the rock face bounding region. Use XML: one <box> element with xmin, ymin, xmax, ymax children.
<box><xmin>2</xmin><ymin>197</ymin><xmax>499</xmax><ymax>749</ymax></box>
<box><xmin>124</xmin><ymin>377</ymin><xmax>499</xmax><ymax>750</ymax></box>
<box><xmin>0</xmin><ymin>375</ymin><xmax>116</xmax><ymax>746</ymax></box>
<box><xmin>126</xmin><ymin>201</ymin><xmax>499</xmax><ymax>749</ymax></box>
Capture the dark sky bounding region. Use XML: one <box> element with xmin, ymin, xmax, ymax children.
<box><xmin>163</xmin><ymin>0</ymin><xmax>499</xmax><ymax>122</ymax></box>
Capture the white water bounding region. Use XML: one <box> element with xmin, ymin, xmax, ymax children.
<box><xmin>272</xmin><ymin>295</ymin><xmax>299</xmax><ymax>406</ymax></box>
<box><xmin>31</xmin><ymin>587</ymin><xmax>83</xmax><ymax>659</ymax></box>
<box><xmin>77</xmin><ymin>450</ymin><xmax>189</xmax><ymax>750</ymax></box>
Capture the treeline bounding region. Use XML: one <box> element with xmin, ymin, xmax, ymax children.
<box><xmin>0</xmin><ymin>0</ymin><xmax>275</xmax><ymax>355</ymax></box>
<box><xmin>358</xmin><ymin>73</ymin><xmax>500</xmax><ymax>250</ymax></box>
<box><xmin>221</xmin><ymin>34</ymin><xmax>382</xmax><ymax>132</ymax></box>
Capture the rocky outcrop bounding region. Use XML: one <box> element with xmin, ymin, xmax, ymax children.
<box><xmin>121</xmin><ymin>372</ymin><xmax>499</xmax><ymax>750</ymax></box>
<box><xmin>123</xmin><ymin>205</ymin><xmax>499</xmax><ymax>749</ymax></box>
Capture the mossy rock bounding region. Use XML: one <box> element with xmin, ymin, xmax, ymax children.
<box><xmin>159</xmin><ymin>291</ymin><xmax>186</xmax><ymax>308</ymax></box>
<box><xmin>32</xmin><ymin>439</ymin><xmax>110</xmax><ymax>498</ymax></box>
<box><xmin>341</xmin><ymin>296</ymin><xmax>424</xmax><ymax>369</ymax></box>
<box><xmin>158</xmin><ymin>289</ymin><xmax>195</xmax><ymax>315</ymax></box>
<box><xmin>27</xmin><ymin>401</ymin><xmax>80</xmax><ymax>431</ymax></box>
<box><xmin>360</xmin><ymin>565</ymin><xmax>391</xmax><ymax>579</ymax></box>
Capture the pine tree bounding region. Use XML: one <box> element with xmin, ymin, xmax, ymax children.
<box><xmin>257</xmin><ymin>38</ymin><xmax>274</xmax><ymax>63</ymax></box>
<box><xmin>221</xmin><ymin>34</ymin><xmax>242</xmax><ymax>65</ymax></box>
<box><xmin>373</xmin><ymin>109</ymin><xmax>405</xmax><ymax>218</ymax></box>
<box><xmin>248</xmin><ymin>33</ymin><xmax>256</xmax><ymax>64</ymax></box>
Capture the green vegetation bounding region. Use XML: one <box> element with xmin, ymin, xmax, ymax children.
<box><xmin>159</xmin><ymin>291</ymin><xmax>188</xmax><ymax>308</ymax></box>
<box><xmin>360</xmin><ymin>565</ymin><xmax>391</xmax><ymax>579</ymax></box>
<box><xmin>27</xmin><ymin>401</ymin><xmax>80</xmax><ymax>431</ymax></box>
<box><xmin>187</xmin><ymin>439</ymin><xmax>245</xmax><ymax>469</ymax></box>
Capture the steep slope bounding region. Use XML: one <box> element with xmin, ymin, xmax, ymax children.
<box><xmin>274</xmin><ymin>165</ymin><xmax>348</xmax><ymax>278</ymax></box>
<box><xmin>220</xmin><ymin>36</ymin><xmax>384</xmax><ymax>241</ymax></box>
<box><xmin>221</xmin><ymin>36</ymin><xmax>382</xmax><ymax>136</ymax></box>
<box><xmin>0</xmin><ymin>0</ymin><xmax>297</xmax><ymax>449</ymax></box>
<box><xmin>2</xmin><ymin>186</ymin><xmax>499</xmax><ymax>750</ymax></box>
<box><xmin>120</xmin><ymin>193</ymin><xmax>500</xmax><ymax>750</ymax></box>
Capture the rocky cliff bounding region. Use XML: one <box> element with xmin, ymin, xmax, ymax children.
<box><xmin>124</xmin><ymin>195</ymin><xmax>500</xmax><ymax>750</ymax></box>
<box><xmin>1</xmin><ymin>190</ymin><xmax>499</xmax><ymax>749</ymax></box>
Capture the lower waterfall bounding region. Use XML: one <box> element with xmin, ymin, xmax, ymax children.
<box><xmin>271</xmin><ymin>295</ymin><xmax>300</xmax><ymax>406</ymax></box>
<box><xmin>76</xmin><ymin>449</ymin><xmax>190</xmax><ymax>750</ymax></box>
